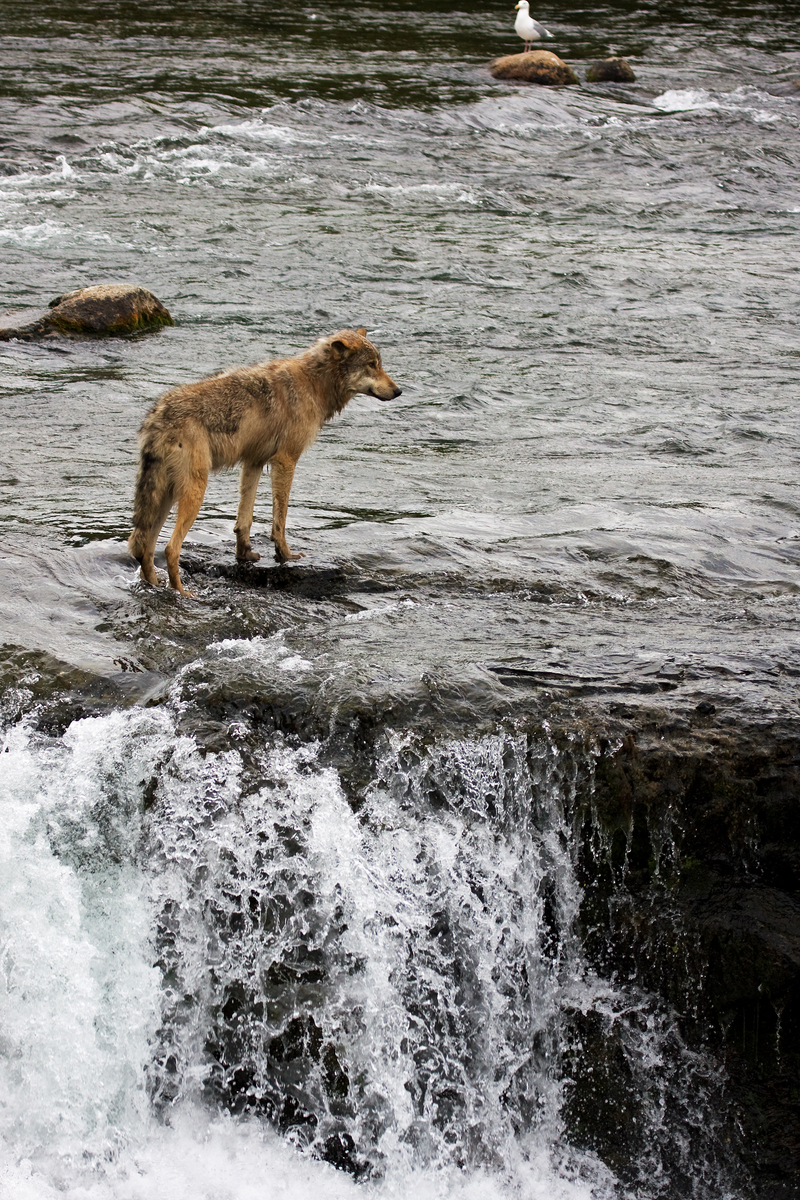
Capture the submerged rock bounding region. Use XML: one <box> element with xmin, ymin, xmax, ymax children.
<box><xmin>0</xmin><ymin>283</ymin><xmax>174</xmax><ymax>340</ymax></box>
<box><xmin>489</xmin><ymin>51</ymin><xmax>579</xmax><ymax>86</ymax></box>
<box><xmin>585</xmin><ymin>57</ymin><xmax>637</xmax><ymax>83</ymax></box>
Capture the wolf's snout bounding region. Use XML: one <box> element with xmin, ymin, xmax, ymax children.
<box><xmin>381</xmin><ymin>374</ymin><xmax>402</xmax><ymax>400</ymax></box>
<box><xmin>368</xmin><ymin>379</ymin><xmax>402</xmax><ymax>400</ymax></box>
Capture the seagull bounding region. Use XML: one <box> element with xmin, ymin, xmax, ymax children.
<box><xmin>514</xmin><ymin>1</ymin><xmax>554</xmax><ymax>52</ymax></box>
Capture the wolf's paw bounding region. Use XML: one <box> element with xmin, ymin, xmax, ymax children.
<box><xmin>173</xmin><ymin>583</ymin><xmax>198</xmax><ymax>599</ymax></box>
<box><xmin>274</xmin><ymin>548</ymin><xmax>304</xmax><ymax>562</ymax></box>
<box><xmin>237</xmin><ymin>548</ymin><xmax>261</xmax><ymax>563</ymax></box>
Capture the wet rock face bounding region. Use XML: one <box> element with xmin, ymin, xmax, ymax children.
<box><xmin>575</xmin><ymin>719</ymin><xmax>800</xmax><ymax>1196</ymax></box>
<box><xmin>489</xmin><ymin>51</ymin><xmax>579</xmax><ymax>86</ymax></box>
<box><xmin>0</xmin><ymin>283</ymin><xmax>174</xmax><ymax>340</ymax></box>
<box><xmin>585</xmin><ymin>57</ymin><xmax>637</xmax><ymax>83</ymax></box>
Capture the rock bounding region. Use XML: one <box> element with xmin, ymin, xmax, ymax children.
<box><xmin>767</xmin><ymin>81</ymin><xmax>800</xmax><ymax>97</ymax></box>
<box><xmin>0</xmin><ymin>283</ymin><xmax>174</xmax><ymax>340</ymax></box>
<box><xmin>585</xmin><ymin>57</ymin><xmax>637</xmax><ymax>83</ymax></box>
<box><xmin>576</xmin><ymin>717</ymin><xmax>800</xmax><ymax>1191</ymax></box>
<box><xmin>489</xmin><ymin>51</ymin><xmax>579</xmax><ymax>86</ymax></box>
<box><xmin>561</xmin><ymin>1007</ymin><xmax>646</xmax><ymax>1176</ymax></box>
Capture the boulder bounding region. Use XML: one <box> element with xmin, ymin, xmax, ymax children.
<box><xmin>489</xmin><ymin>51</ymin><xmax>579</xmax><ymax>86</ymax></box>
<box><xmin>0</xmin><ymin>283</ymin><xmax>174</xmax><ymax>341</ymax></box>
<box><xmin>576</xmin><ymin>716</ymin><xmax>800</xmax><ymax>1189</ymax></box>
<box><xmin>585</xmin><ymin>57</ymin><xmax>637</xmax><ymax>83</ymax></box>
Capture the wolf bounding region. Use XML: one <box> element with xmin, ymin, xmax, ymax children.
<box><xmin>128</xmin><ymin>328</ymin><xmax>401</xmax><ymax>596</ymax></box>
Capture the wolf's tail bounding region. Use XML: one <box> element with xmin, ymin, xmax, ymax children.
<box><xmin>128</xmin><ymin>434</ymin><xmax>171</xmax><ymax>561</ymax></box>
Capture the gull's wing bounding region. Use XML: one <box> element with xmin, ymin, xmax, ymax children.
<box><xmin>531</xmin><ymin>19</ymin><xmax>554</xmax><ymax>37</ymax></box>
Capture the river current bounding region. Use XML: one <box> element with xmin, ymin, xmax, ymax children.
<box><xmin>1</xmin><ymin>3</ymin><xmax>799</xmax><ymax>1198</ymax></box>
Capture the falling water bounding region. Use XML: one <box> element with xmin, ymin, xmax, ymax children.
<box><xmin>0</xmin><ymin>650</ymin><xmax>744</xmax><ymax>1199</ymax></box>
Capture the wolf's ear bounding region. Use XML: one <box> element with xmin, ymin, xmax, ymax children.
<box><xmin>331</xmin><ymin>338</ymin><xmax>348</xmax><ymax>358</ymax></box>
<box><xmin>355</xmin><ymin>327</ymin><xmax>367</xmax><ymax>336</ymax></box>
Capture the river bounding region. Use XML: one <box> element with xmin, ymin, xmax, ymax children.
<box><xmin>1</xmin><ymin>3</ymin><xmax>799</xmax><ymax>1197</ymax></box>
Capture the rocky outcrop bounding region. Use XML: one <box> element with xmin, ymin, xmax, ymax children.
<box><xmin>585</xmin><ymin>57</ymin><xmax>637</xmax><ymax>83</ymax></box>
<box><xmin>489</xmin><ymin>51</ymin><xmax>579</xmax><ymax>86</ymax></box>
<box><xmin>574</xmin><ymin>717</ymin><xmax>800</xmax><ymax>1196</ymax></box>
<box><xmin>0</xmin><ymin>283</ymin><xmax>174</xmax><ymax>340</ymax></box>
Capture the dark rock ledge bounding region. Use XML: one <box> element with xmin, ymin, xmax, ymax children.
<box><xmin>572</xmin><ymin>714</ymin><xmax>800</xmax><ymax>1199</ymax></box>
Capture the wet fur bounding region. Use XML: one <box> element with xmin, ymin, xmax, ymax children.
<box><xmin>128</xmin><ymin>328</ymin><xmax>401</xmax><ymax>595</ymax></box>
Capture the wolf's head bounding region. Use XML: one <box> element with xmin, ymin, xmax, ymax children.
<box><xmin>327</xmin><ymin>328</ymin><xmax>402</xmax><ymax>402</ymax></box>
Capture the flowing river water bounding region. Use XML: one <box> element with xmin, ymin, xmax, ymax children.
<box><xmin>1</xmin><ymin>3</ymin><xmax>799</xmax><ymax>1198</ymax></box>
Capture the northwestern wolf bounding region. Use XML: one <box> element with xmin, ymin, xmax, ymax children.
<box><xmin>128</xmin><ymin>328</ymin><xmax>401</xmax><ymax>596</ymax></box>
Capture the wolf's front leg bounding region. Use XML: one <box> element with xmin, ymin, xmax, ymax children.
<box><xmin>269</xmin><ymin>453</ymin><xmax>304</xmax><ymax>562</ymax></box>
<box><xmin>235</xmin><ymin>462</ymin><xmax>264</xmax><ymax>562</ymax></box>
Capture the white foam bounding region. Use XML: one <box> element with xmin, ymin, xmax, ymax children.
<box><xmin>653</xmin><ymin>86</ymin><xmax>785</xmax><ymax>123</ymax></box>
<box><xmin>0</xmin><ymin>713</ymin><xmax>167</xmax><ymax>1173</ymax></box>
<box><xmin>343</xmin><ymin>599</ymin><xmax>415</xmax><ymax>623</ymax></box>
<box><xmin>0</xmin><ymin>220</ymin><xmax>135</xmax><ymax>248</ymax></box>
<box><xmin>0</xmin><ymin>1110</ymin><xmax>356</xmax><ymax>1200</ymax></box>
<box><xmin>0</xmin><ymin>1106</ymin><xmax>605</xmax><ymax>1200</ymax></box>
<box><xmin>207</xmin><ymin>118</ymin><xmax>319</xmax><ymax>146</ymax></box>
<box><xmin>278</xmin><ymin>653</ymin><xmax>314</xmax><ymax>671</ymax></box>
<box><xmin>0</xmin><ymin>220</ymin><xmax>66</xmax><ymax>244</ymax></box>
<box><xmin>364</xmin><ymin>181</ymin><xmax>479</xmax><ymax>205</ymax></box>
<box><xmin>653</xmin><ymin>88</ymin><xmax>719</xmax><ymax>112</ymax></box>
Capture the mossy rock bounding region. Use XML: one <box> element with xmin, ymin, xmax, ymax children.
<box><xmin>0</xmin><ymin>283</ymin><xmax>174</xmax><ymax>340</ymax></box>
<box><xmin>490</xmin><ymin>51</ymin><xmax>579</xmax><ymax>86</ymax></box>
<box><xmin>585</xmin><ymin>57</ymin><xmax>637</xmax><ymax>83</ymax></box>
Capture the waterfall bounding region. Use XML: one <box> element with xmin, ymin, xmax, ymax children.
<box><xmin>0</xmin><ymin>697</ymin><xmax>742</xmax><ymax>1199</ymax></box>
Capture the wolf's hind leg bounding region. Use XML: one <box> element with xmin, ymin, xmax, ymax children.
<box><xmin>165</xmin><ymin>473</ymin><xmax>208</xmax><ymax>596</ymax></box>
<box><xmin>234</xmin><ymin>462</ymin><xmax>263</xmax><ymax>563</ymax></box>
<box><xmin>131</xmin><ymin>492</ymin><xmax>174</xmax><ymax>587</ymax></box>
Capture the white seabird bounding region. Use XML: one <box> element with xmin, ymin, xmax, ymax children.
<box><xmin>514</xmin><ymin>1</ymin><xmax>553</xmax><ymax>52</ymax></box>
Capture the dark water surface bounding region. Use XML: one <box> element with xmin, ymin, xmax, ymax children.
<box><xmin>1</xmin><ymin>3</ymin><xmax>799</xmax><ymax>1197</ymax></box>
